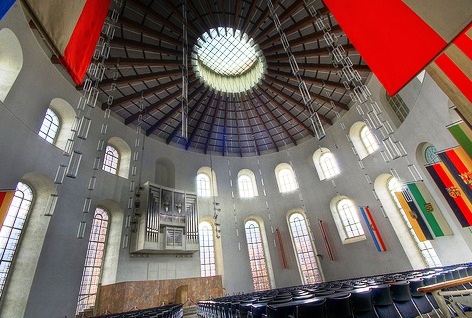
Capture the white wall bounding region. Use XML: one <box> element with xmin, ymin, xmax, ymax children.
<box><xmin>1</xmin><ymin>4</ymin><xmax>471</xmax><ymax>318</ymax></box>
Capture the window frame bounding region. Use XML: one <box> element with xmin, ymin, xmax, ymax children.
<box><xmin>319</xmin><ymin>152</ymin><xmax>340</xmax><ymax>180</ymax></box>
<box><xmin>38</xmin><ymin>108</ymin><xmax>60</xmax><ymax>144</ymax></box>
<box><xmin>196</xmin><ymin>173</ymin><xmax>212</xmax><ymax>197</ymax></box>
<box><xmin>199</xmin><ymin>221</ymin><xmax>216</xmax><ymax>277</ymax></box>
<box><xmin>244</xmin><ymin>219</ymin><xmax>271</xmax><ymax>291</ymax></box>
<box><xmin>102</xmin><ymin>145</ymin><xmax>120</xmax><ymax>175</ymax></box>
<box><xmin>360</xmin><ymin>125</ymin><xmax>379</xmax><ymax>155</ymax></box>
<box><xmin>330</xmin><ymin>197</ymin><xmax>366</xmax><ymax>244</ymax></box>
<box><xmin>275</xmin><ymin>163</ymin><xmax>298</xmax><ymax>193</ymax></box>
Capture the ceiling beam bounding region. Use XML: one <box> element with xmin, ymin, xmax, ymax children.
<box><xmin>165</xmin><ymin>88</ymin><xmax>211</xmax><ymax>144</ymax></box>
<box><xmin>222</xmin><ymin>99</ymin><xmax>229</xmax><ymax>156</ymax></box>
<box><xmin>161</xmin><ymin>0</ymin><xmax>201</xmax><ymax>39</ymax></box>
<box><xmin>119</xmin><ymin>16</ymin><xmax>181</xmax><ymax>47</ymax></box>
<box><xmin>266</xmin><ymin>75</ymin><xmax>349</xmax><ymax>111</ymax></box>
<box><xmin>233</xmin><ymin>0</ymin><xmax>242</xmax><ymax>30</ymax></box>
<box><xmin>92</xmin><ymin>69</ymin><xmax>182</xmax><ymax>89</ymax></box>
<box><xmin>186</xmin><ymin>91</ymin><xmax>217</xmax><ymax>150</ymax></box>
<box><xmin>254</xmin><ymin>1</ymin><xmax>305</xmax><ymax>43</ymax></box>
<box><xmin>239</xmin><ymin>94</ymin><xmax>261</xmax><ymax>155</ymax></box>
<box><xmin>265</xmin><ymin>44</ymin><xmax>356</xmax><ymax>61</ymax></box>
<box><xmin>187</xmin><ymin>0</ymin><xmax>212</xmax><ymax>35</ymax></box>
<box><xmin>249</xmin><ymin>90</ymin><xmax>297</xmax><ymax>146</ymax></box>
<box><xmin>204</xmin><ymin>95</ymin><xmax>222</xmax><ymax>154</ymax></box>
<box><xmin>267</xmin><ymin>69</ymin><xmax>345</xmax><ymax>90</ymax></box>
<box><xmin>261</xmin><ymin>79</ymin><xmax>333</xmax><ymax>124</ymax></box>
<box><xmin>255</xmin><ymin>86</ymin><xmax>315</xmax><ymax>137</ymax></box>
<box><xmin>267</xmin><ymin>61</ymin><xmax>370</xmax><ymax>72</ymax></box>
<box><xmin>104</xmin><ymin>58</ymin><xmax>181</xmax><ymax>67</ymax></box>
<box><xmin>145</xmin><ymin>82</ymin><xmax>203</xmax><ymax>136</ymax></box>
<box><xmin>239</xmin><ymin>0</ymin><xmax>258</xmax><ymax>36</ymax></box>
<box><xmin>232</xmin><ymin>94</ymin><xmax>244</xmax><ymax>157</ymax></box>
<box><xmin>111</xmin><ymin>37</ymin><xmax>181</xmax><ymax>57</ymax></box>
<box><xmin>247</xmin><ymin>0</ymin><xmax>280</xmax><ymax>39</ymax></box>
<box><xmin>242</xmin><ymin>94</ymin><xmax>275</xmax><ymax>154</ymax></box>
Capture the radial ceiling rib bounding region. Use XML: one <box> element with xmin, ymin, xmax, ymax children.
<box><xmin>239</xmin><ymin>0</ymin><xmax>258</xmax><ymax>36</ymax></box>
<box><xmin>233</xmin><ymin>0</ymin><xmax>242</xmax><ymax>31</ymax></box>
<box><xmin>232</xmin><ymin>94</ymin><xmax>243</xmax><ymax>157</ymax></box>
<box><xmin>247</xmin><ymin>0</ymin><xmax>280</xmax><ymax>39</ymax></box>
<box><xmin>204</xmin><ymin>94</ymin><xmax>222</xmax><ymax>154</ymax></box>
<box><xmin>261</xmin><ymin>80</ymin><xmax>333</xmax><ymax>125</ymax></box>
<box><xmin>265</xmin><ymin>44</ymin><xmax>356</xmax><ymax>61</ymax></box>
<box><xmin>266</xmin><ymin>75</ymin><xmax>349</xmax><ymax>111</ymax></box>
<box><xmin>160</xmin><ymin>0</ymin><xmax>201</xmax><ymax>38</ymax></box>
<box><xmin>222</xmin><ymin>99</ymin><xmax>229</xmax><ymax>156</ymax></box>
<box><xmin>111</xmin><ymin>37</ymin><xmax>180</xmax><ymax>56</ymax></box>
<box><xmin>108</xmin><ymin>76</ymin><xmax>191</xmax><ymax>110</ymax></box>
<box><xmin>119</xmin><ymin>16</ymin><xmax>182</xmax><ymax>47</ymax></box>
<box><xmin>97</xmin><ymin>69</ymin><xmax>181</xmax><ymax>88</ymax></box>
<box><xmin>267</xmin><ymin>61</ymin><xmax>370</xmax><ymax>72</ymax></box>
<box><xmin>243</xmin><ymin>94</ymin><xmax>276</xmax><ymax>153</ymax></box>
<box><xmin>146</xmin><ymin>83</ymin><xmax>205</xmax><ymax>136</ymax></box>
<box><xmin>104</xmin><ymin>58</ymin><xmax>181</xmax><ymax>67</ymax></box>
<box><xmin>186</xmin><ymin>91</ymin><xmax>217</xmax><ymax>150</ymax></box>
<box><xmin>239</xmin><ymin>94</ymin><xmax>261</xmax><ymax>155</ymax></box>
<box><xmin>124</xmin><ymin>88</ymin><xmax>184</xmax><ymax>125</ymax></box>
<box><xmin>255</xmin><ymin>86</ymin><xmax>315</xmax><ymax>136</ymax></box>
<box><xmin>267</xmin><ymin>69</ymin><xmax>345</xmax><ymax>90</ymax></box>
<box><xmin>249</xmin><ymin>90</ymin><xmax>297</xmax><ymax>146</ymax></box>
<box><xmin>254</xmin><ymin>1</ymin><xmax>305</xmax><ymax>43</ymax></box>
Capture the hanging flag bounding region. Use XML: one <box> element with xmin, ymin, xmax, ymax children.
<box><xmin>406</xmin><ymin>182</ymin><xmax>453</xmax><ymax>237</ymax></box>
<box><xmin>359</xmin><ymin>206</ymin><xmax>386</xmax><ymax>252</ymax></box>
<box><xmin>22</xmin><ymin>0</ymin><xmax>112</xmax><ymax>84</ymax></box>
<box><xmin>394</xmin><ymin>191</ymin><xmax>434</xmax><ymax>242</ymax></box>
<box><xmin>426</xmin><ymin>162</ymin><xmax>472</xmax><ymax>227</ymax></box>
<box><xmin>0</xmin><ymin>0</ymin><xmax>15</xmax><ymax>20</ymax></box>
<box><xmin>322</xmin><ymin>0</ymin><xmax>471</xmax><ymax>96</ymax></box>
<box><xmin>437</xmin><ymin>147</ymin><xmax>472</xmax><ymax>201</ymax></box>
<box><xmin>427</xmin><ymin>24</ymin><xmax>472</xmax><ymax>125</ymax></box>
<box><xmin>0</xmin><ymin>190</ymin><xmax>14</xmax><ymax>227</ymax></box>
<box><xmin>447</xmin><ymin>122</ymin><xmax>472</xmax><ymax>160</ymax></box>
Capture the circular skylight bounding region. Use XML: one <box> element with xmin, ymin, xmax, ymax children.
<box><xmin>193</xmin><ymin>27</ymin><xmax>265</xmax><ymax>93</ymax></box>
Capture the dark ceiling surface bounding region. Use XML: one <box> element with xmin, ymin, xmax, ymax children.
<box><xmin>98</xmin><ymin>0</ymin><xmax>371</xmax><ymax>156</ymax></box>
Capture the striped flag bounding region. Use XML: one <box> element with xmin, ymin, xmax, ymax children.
<box><xmin>394</xmin><ymin>191</ymin><xmax>434</xmax><ymax>242</ymax></box>
<box><xmin>359</xmin><ymin>206</ymin><xmax>386</xmax><ymax>252</ymax></box>
<box><xmin>22</xmin><ymin>0</ymin><xmax>112</xmax><ymax>84</ymax></box>
<box><xmin>322</xmin><ymin>0</ymin><xmax>471</xmax><ymax>96</ymax></box>
<box><xmin>406</xmin><ymin>182</ymin><xmax>453</xmax><ymax>237</ymax></box>
<box><xmin>426</xmin><ymin>162</ymin><xmax>472</xmax><ymax>227</ymax></box>
<box><xmin>0</xmin><ymin>190</ymin><xmax>14</xmax><ymax>226</ymax></box>
<box><xmin>447</xmin><ymin>122</ymin><xmax>472</xmax><ymax>159</ymax></box>
<box><xmin>427</xmin><ymin>24</ymin><xmax>472</xmax><ymax>125</ymax></box>
<box><xmin>437</xmin><ymin>147</ymin><xmax>472</xmax><ymax>202</ymax></box>
<box><xmin>0</xmin><ymin>0</ymin><xmax>15</xmax><ymax>20</ymax></box>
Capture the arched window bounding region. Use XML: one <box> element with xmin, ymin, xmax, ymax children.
<box><xmin>199</xmin><ymin>221</ymin><xmax>216</xmax><ymax>277</ymax></box>
<box><xmin>424</xmin><ymin>145</ymin><xmax>440</xmax><ymax>164</ymax></box>
<box><xmin>388</xmin><ymin>177</ymin><xmax>441</xmax><ymax>267</ymax></box>
<box><xmin>102</xmin><ymin>145</ymin><xmax>119</xmax><ymax>175</ymax></box>
<box><xmin>244</xmin><ymin>220</ymin><xmax>270</xmax><ymax>291</ymax></box>
<box><xmin>275</xmin><ymin>163</ymin><xmax>298</xmax><ymax>193</ymax></box>
<box><xmin>0</xmin><ymin>182</ymin><xmax>33</xmax><ymax>298</ymax></box>
<box><xmin>313</xmin><ymin>148</ymin><xmax>340</xmax><ymax>180</ymax></box>
<box><xmin>38</xmin><ymin>108</ymin><xmax>60</xmax><ymax>144</ymax></box>
<box><xmin>0</xmin><ymin>29</ymin><xmax>23</xmax><ymax>102</ymax></box>
<box><xmin>288</xmin><ymin>212</ymin><xmax>322</xmax><ymax>284</ymax></box>
<box><xmin>76</xmin><ymin>207</ymin><xmax>109</xmax><ymax>314</ymax></box>
<box><xmin>330</xmin><ymin>196</ymin><xmax>366</xmax><ymax>244</ymax></box>
<box><xmin>360</xmin><ymin>125</ymin><xmax>379</xmax><ymax>154</ymax></box>
<box><xmin>197</xmin><ymin>174</ymin><xmax>211</xmax><ymax>197</ymax></box>
<box><xmin>386</xmin><ymin>92</ymin><xmax>409</xmax><ymax>123</ymax></box>
<box><xmin>238</xmin><ymin>169</ymin><xmax>258</xmax><ymax>198</ymax></box>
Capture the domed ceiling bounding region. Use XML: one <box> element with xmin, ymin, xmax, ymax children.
<box><xmin>96</xmin><ymin>0</ymin><xmax>371</xmax><ymax>156</ymax></box>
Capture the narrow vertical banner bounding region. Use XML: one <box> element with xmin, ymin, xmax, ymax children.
<box><xmin>425</xmin><ymin>163</ymin><xmax>472</xmax><ymax>227</ymax></box>
<box><xmin>407</xmin><ymin>182</ymin><xmax>453</xmax><ymax>237</ymax></box>
<box><xmin>437</xmin><ymin>147</ymin><xmax>472</xmax><ymax>202</ymax></box>
<box><xmin>359</xmin><ymin>206</ymin><xmax>386</xmax><ymax>252</ymax></box>
<box><xmin>276</xmin><ymin>228</ymin><xmax>287</xmax><ymax>268</ymax></box>
<box><xmin>318</xmin><ymin>220</ymin><xmax>334</xmax><ymax>261</ymax></box>
<box><xmin>0</xmin><ymin>190</ymin><xmax>15</xmax><ymax>226</ymax></box>
<box><xmin>447</xmin><ymin>122</ymin><xmax>472</xmax><ymax>159</ymax></box>
<box><xmin>394</xmin><ymin>191</ymin><xmax>434</xmax><ymax>242</ymax></box>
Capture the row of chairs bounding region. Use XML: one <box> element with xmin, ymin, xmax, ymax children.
<box><xmin>90</xmin><ymin>304</ymin><xmax>183</xmax><ymax>318</ymax></box>
<box><xmin>197</xmin><ymin>264</ymin><xmax>472</xmax><ymax>318</ymax></box>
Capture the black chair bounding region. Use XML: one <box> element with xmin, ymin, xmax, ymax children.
<box><xmin>350</xmin><ymin>288</ymin><xmax>377</xmax><ymax>318</ymax></box>
<box><xmin>389</xmin><ymin>281</ymin><xmax>421</xmax><ymax>318</ymax></box>
<box><xmin>408</xmin><ymin>278</ymin><xmax>438</xmax><ymax>316</ymax></box>
<box><xmin>326</xmin><ymin>293</ymin><xmax>353</xmax><ymax>318</ymax></box>
<box><xmin>297</xmin><ymin>297</ymin><xmax>327</xmax><ymax>318</ymax></box>
<box><xmin>371</xmin><ymin>284</ymin><xmax>401</xmax><ymax>318</ymax></box>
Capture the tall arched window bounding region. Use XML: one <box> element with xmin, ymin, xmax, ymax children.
<box><xmin>102</xmin><ymin>145</ymin><xmax>120</xmax><ymax>175</ymax></box>
<box><xmin>388</xmin><ymin>177</ymin><xmax>441</xmax><ymax>267</ymax></box>
<box><xmin>330</xmin><ymin>196</ymin><xmax>366</xmax><ymax>244</ymax></box>
<box><xmin>275</xmin><ymin>163</ymin><xmax>298</xmax><ymax>193</ymax></box>
<box><xmin>313</xmin><ymin>148</ymin><xmax>340</xmax><ymax>180</ymax></box>
<box><xmin>288</xmin><ymin>212</ymin><xmax>322</xmax><ymax>284</ymax></box>
<box><xmin>197</xmin><ymin>174</ymin><xmax>211</xmax><ymax>197</ymax></box>
<box><xmin>38</xmin><ymin>108</ymin><xmax>60</xmax><ymax>144</ymax></box>
<box><xmin>238</xmin><ymin>169</ymin><xmax>258</xmax><ymax>198</ymax></box>
<box><xmin>360</xmin><ymin>125</ymin><xmax>379</xmax><ymax>154</ymax></box>
<box><xmin>0</xmin><ymin>182</ymin><xmax>33</xmax><ymax>298</ymax></box>
<box><xmin>386</xmin><ymin>92</ymin><xmax>409</xmax><ymax>123</ymax></box>
<box><xmin>0</xmin><ymin>29</ymin><xmax>23</xmax><ymax>102</ymax></box>
<box><xmin>244</xmin><ymin>220</ymin><xmax>270</xmax><ymax>291</ymax></box>
<box><xmin>199</xmin><ymin>221</ymin><xmax>216</xmax><ymax>277</ymax></box>
<box><xmin>76</xmin><ymin>207</ymin><xmax>109</xmax><ymax>314</ymax></box>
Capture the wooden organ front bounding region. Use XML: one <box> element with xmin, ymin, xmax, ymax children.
<box><xmin>130</xmin><ymin>182</ymin><xmax>199</xmax><ymax>254</ymax></box>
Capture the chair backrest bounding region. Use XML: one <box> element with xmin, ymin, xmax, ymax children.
<box><xmin>351</xmin><ymin>288</ymin><xmax>373</xmax><ymax>313</ymax></box>
<box><xmin>390</xmin><ymin>281</ymin><xmax>412</xmax><ymax>302</ymax></box>
<box><xmin>297</xmin><ymin>297</ymin><xmax>327</xmax><ymax>318</ymax></box>
<box><xmin>326</xmin><ymin>293</ymin><xmax>353</xmax><ymax>318</ymax></box>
